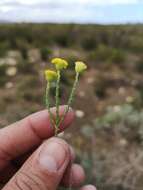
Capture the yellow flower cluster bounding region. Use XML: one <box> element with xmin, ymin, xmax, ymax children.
<box><xmin>45</xmin><ymin>70</ymin><xmax>57</xmax><ymax>82</ymax></box>
<box><xmin>52</xmin><ymin>58</ymin><xmax>68</xmax><ymax>70</ymax></box>
<box><xmin>75</xmin><ymin>61</ymin><xmax>87</xmax><ymax>73</ymax></box>
<box><xmin>44</xmin><ymin>58</ymin><xmax>87</xmax><ymax>82</ymax></box>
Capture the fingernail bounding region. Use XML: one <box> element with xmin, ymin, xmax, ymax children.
<box><xmin>39</xmin><ymin>141</ymin><xmax>67</xmax><ymax>172</ymax></box>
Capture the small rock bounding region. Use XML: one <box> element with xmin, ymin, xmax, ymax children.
<box><xmin>119</xmin><ymin>139</ymin><xmax>128</xmax><ymax>147</ymax></box>
<box><xmin>113</xmin><ymin>105</ymin><xmax>121</xmax><ymax>112</ymax></box>
<box><xmin>126</xmin><ymin>96</ymin><xmax>134</xmax><ymax>103</ymax></box>
<box><xmin>118</xmin><ymin>87</ymin><xmax>125</xmax><ymax>95</ymax></box>
<box><xmin>0</xmin><ymin>59</ymin><xmax>5</xmax><ymax>66</ymax></box>
<box><xmin>75</xmin><ymin>110</ymin><xmax>85</xmax><ymax>118</ymax></box>
<box><xmin>78</xmin><ymin>91</ymin><xmax>85</xmax><ymax>98</ymax></box>
<box><xmin>87</xmin><ymin>77</ymin><xmax>94</xmax><ymax>84</ymax></box>
<box><xmin>5</xmin><ymin>82</ymin><xmax>14</xmax><ymax>89</ymax></box>
<box><xmin>5</xmin><ymin>58</ymin><xmax>17</xmax><ymax>66</ymax></box>
<box><xmin>6</xmin><ymin>67</ymin><xmax>17</xmax><ymax>76</ymax></box>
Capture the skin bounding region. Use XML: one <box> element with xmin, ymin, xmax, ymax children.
<box><xmin>0</xmin><ymin>106</ymin><xmax>96</xmax><ymax>190</ymax></box>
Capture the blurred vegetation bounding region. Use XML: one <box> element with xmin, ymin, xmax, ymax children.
<box><xmin>1</xmin><ymin>23</ymin><xmax>143</xmax><ymax>190</ymax></box>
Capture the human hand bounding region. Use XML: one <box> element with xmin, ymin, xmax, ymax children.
<box><xmin>0</xmin><ymin>106</ymin><xmax>96</xmax><ymax>190</ymax></box>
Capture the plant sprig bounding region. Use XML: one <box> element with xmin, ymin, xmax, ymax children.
<box><xmin>45</xmin><ymin>58</ymin><xmax>87</xmax><ymax>136</ymax></box>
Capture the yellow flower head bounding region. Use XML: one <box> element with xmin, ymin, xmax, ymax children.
<box><xmin>75</xmin><ymin>61</ymin><xmax>87</xmax><ymax>73</ymax></box>
<box><xmin>51</xmin><ymin>58</ymin><xmax>68</xmax><ymax>70</ymax></box>
<box><xmin>45</xmin><ymin>70</ymin><xmax>57</xmax><ymax>82</ymax></box>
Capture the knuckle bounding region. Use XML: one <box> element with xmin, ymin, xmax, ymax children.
<box><xmin>13</xmin><ymin>171</ymin><xmax>47</xmax><ymax>190</ymax></box>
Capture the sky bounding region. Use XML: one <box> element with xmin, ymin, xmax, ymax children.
<box><xmin>0</xmin><ymin>0</ymin><xmax>143</xmax><ymax>24</ymax></box>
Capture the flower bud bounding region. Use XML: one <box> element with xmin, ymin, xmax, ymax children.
<box><xmin>75</xmin><ymin>61</ymin><xmax>87</xmax><ymax>73</ymax></box>
<box><xmin>51</xmin><ymin>58</ymin><xmax>68</xmax><ymax>70</ymax></box>
<box><xmin>45</xmin><ymin>70</ymin><xmax>57</xmax><ymax>82</ymax></box>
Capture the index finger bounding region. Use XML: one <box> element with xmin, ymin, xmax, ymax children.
<box><xmin>0</xmin><ymin>106</ymin><xmax>74</xmax><ymax>170</ymax></box>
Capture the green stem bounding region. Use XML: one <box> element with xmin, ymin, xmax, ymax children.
<box><xmin>55</xmin><ymin>70</ymin><xmax>61</xmax><ymax>130</ymax></box>
<box><xmin>45</xmin><ymin>82</ymin><xmax>54</xmax><ymax>126</ymax></box>
<box><xmin>59</xmin><ymin>72</ymin><xmax>79</xmax><ymax>126</ymax></box>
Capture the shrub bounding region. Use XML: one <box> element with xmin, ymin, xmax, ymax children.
<box><xmin>129</xmin><ymin>37</ymin><xmax>143</xmax><ymax>53</ymax></box>
<box><xmin>0</xmin><ymin>42</ymin><xmax>9</xmax><ymax>57</ymax></box>
<box><xmin>21</xmin><ymin>47</ymin><xmax>28</xmax><ymax>60</ymax></box>
<box><xmin>94</xmin><ymin>79</ymin><xmax>107</xmax><ymax>99</ymax></box>
<box><xmin>109</xmin><ymin>49</ymin><xmax>126</xmax><ymax>64</ymax></box>
<box><xmin>135</xmin><ymin>57</ymin><xmax>143</xmax><ymax>73</ymax></box>
<box><xmin>90</xmin><ymin>44</ymin><xmax>110</xmax><ymax>62</ymax></box>
<box><xmin>82</xmin><ymin>37</ymin><xmax>97</xmax><ymax>50</ymax></box>
<box><xmin>94</xmin><ymin>104</ymin><xmax>143</xmax><ymax>143</ymax></box>
<box><xmin>0</xmin><ymin>64</ymin><xmax>8</xmax><ymax>87</ymax></box>
<box><xmin>40</xmin><ymin>47</ymin><xmax>52</xmax><ymax>61</ymax></box>
<box><xmin>54</xmin><ymin>34</ymin><xmax>70</xmax><ymax>47</ymax></box>
<box><xmin>89</xmin><ymin>44</ymin><xmax>126</xmax><ymax>64</ymax></box>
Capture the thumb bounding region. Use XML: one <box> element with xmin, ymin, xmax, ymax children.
<box><xmin>3</xmin><ymin>138</ymin><xmax>71</xmax><ymax>190</ymax></box>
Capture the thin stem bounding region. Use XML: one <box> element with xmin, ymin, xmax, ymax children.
<box><xmin>67</xmin><ymin>72</ymin><xmax>79</xmax><ymax>110</ymax></box>
<box><xmin>55</xmin><ymin>70</ymin><xmax>61</xmax><ymax>130</ymax></box>
<box><xmin>59</xmin><ymin>72</ymin><xmax>79</xmax><ymax>126</ymax></box>
<box><xmin>45</xmin><ymin>82</ymin><xmax>54</xmax><ymax>126</ymax></box>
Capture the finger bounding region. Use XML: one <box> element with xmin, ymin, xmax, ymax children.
<box><xmin>0</xmin><ymin>106</ymin><xmax>74</xmax><ymax>171</ymax></box>
<box><xmin>69</xmin><ymin>146</ymin><xmax>76</xmax><ymax>161</ymax></box>
<box><xmin>13</xmin><ymin>145</ymin><xmax>75</xmax><ymax>169</ymax></box>
<box><xmin>80</xmin><ymin>185</ymin><xmax>97</xmax><ymax>190</ymax></box>
<box><xmin>3</xmin><ymin>138</ymin><xmax>71</xmax><ymax>190</ymax></box>
<box><xmin>62</xmin><ymin>164</ymin><xmax>85</xmax><ymax>187</ymax></box>
<box><xmin>0</xmin><ymin>145</ymin><xmax>76</xmax><ymax>183</ymax></box>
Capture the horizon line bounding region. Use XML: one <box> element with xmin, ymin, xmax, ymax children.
<box><xmin>0</xmin><ymin>20</ymin><xmax>143</xmax><ymax>25</ymax></box>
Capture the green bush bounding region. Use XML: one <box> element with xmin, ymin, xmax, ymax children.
<box><xmin>94</xmin><ymin>79</ymin><xmax>107</xmax><ymax>99</ymax></box>
<box><xmin>94</xmin><ymin>104</ymin><xmax>143</xmax><ymax>143</ymax></box>
<box><xmin>89</xmin><ymin>44</ymin><xmax>125</xmax><ymax>64</ymax></box>
<box><xmin>40</xmin><ymin>47</ymin><xmax>52</xmax><ymax>61</ymax></box>
<box><xmin>129</xmin><ymin>37</ymin><xmax>143</xmax><ymax>53</ymax></box>
<box><xmin>82</xmin><ymin>37</ymin><xmax>97</xmax><ymax>50</ymax></box>
<box><xmin>21</xmin><ymin>46</ymin><xmax>28</xmax><ymax>60</ymax></box>
<box><xmin>90</xmin><ymin>44</ymin><xmax>110</xmax><ymax>62</ymax></box>
<box><xmin>54</xmin><ymin>34</ymin><xmax>70</xmax><ymax>47</ymax></box>
<box><xmin>0</xmin><ymin>64</ymin><xmax>8</xmax><ymax>87</ymax></box>
<box><xmin>0</xmin><ymin>42</ymin><xmax>9</xmax><ymax>57</ymax></box>
<box><xmin>109</xmin><ymin>48</ymin><xmax>126</xmax><ymax>64</ymax></box>
<box><xmin>135</xmin><ymin>57</ymin><xmax>143</xmax><ymax>73</ymax></box>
